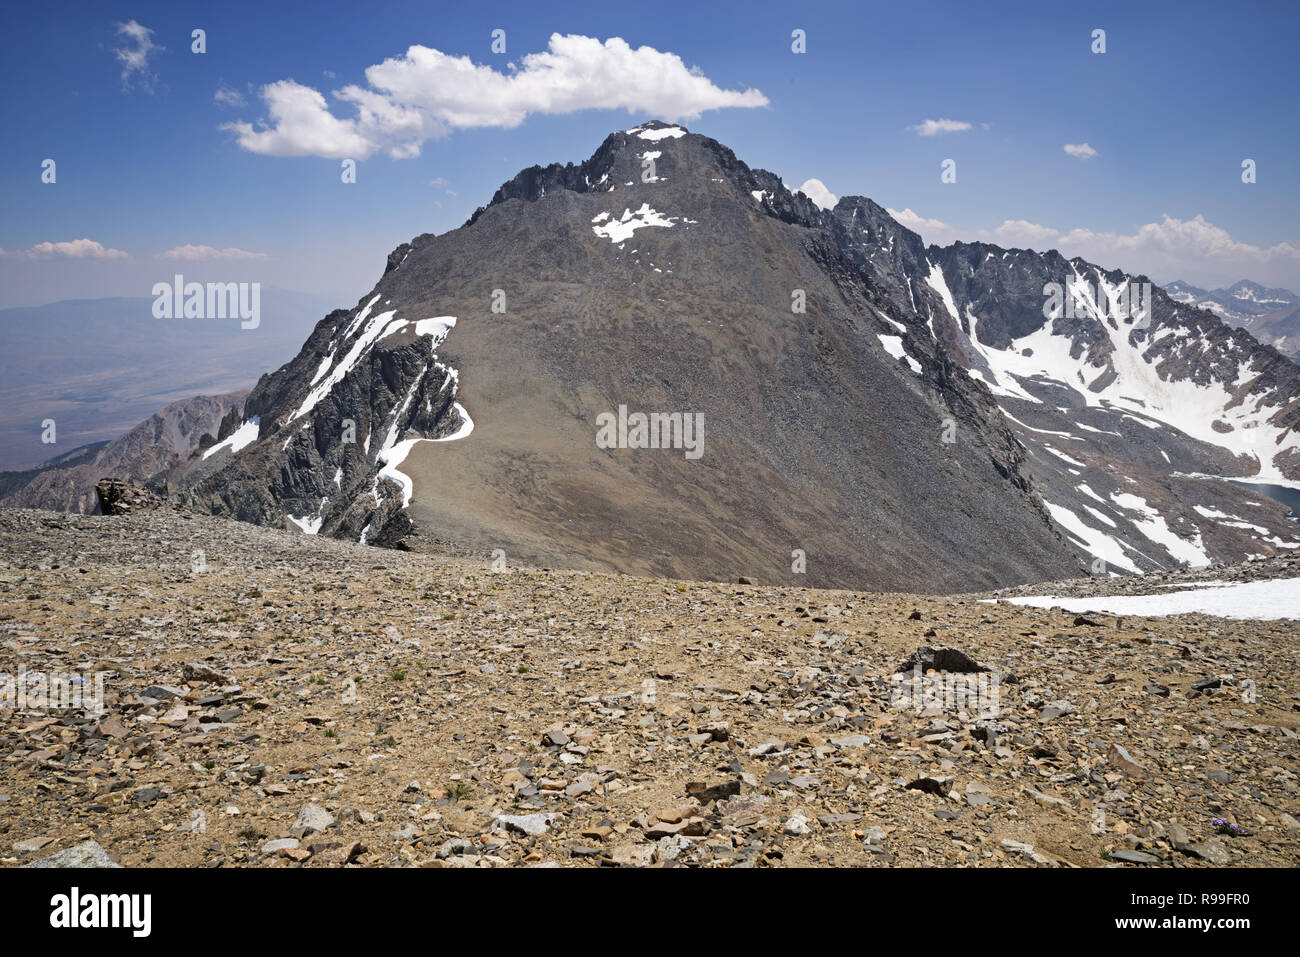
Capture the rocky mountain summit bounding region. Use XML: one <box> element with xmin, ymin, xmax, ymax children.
<box><xmin>1</xmin><ymin>506</ymin><xmax>1296</xmax><ymax>868</ymax></box>
<box><xmin>149</xmin><ymin>121</ymin><xmax>1087</xmax><ymax>592</ymax></box>
<box><xmin>132</xmin><ymin>122</ymin><xmax>1300</xmax><ymax>591</ymax></box>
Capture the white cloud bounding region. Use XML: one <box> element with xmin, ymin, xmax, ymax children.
<box><xmin>224</xmin><ymin>34</ymin><xmax>768</xmax><ymax>160</ymax></box>
<box><xmin>887</xmin><ymin>207</ymin><xmax>954</xmax><ymax>238</ymax></box>
<box><xmin>884</xmin><ymin>208</ymin><xmax>1300</xmax><ymax>288</ymax></box>
<box><xmin>214</xmin><ymin>84</ymin><xmax>246</xmax><ymax>108</ymax></box>
<box><xmin>797</xmin><ymin>178</ymin><xmax>838</xmax><ymax>210</ymax></box>
<box><xmin>908</xmin><ymin>118</ymin><xmax>972</xmax><ymax>137</ymax></box>
<box><xmin>114</xmin><ymin>20</ymin><xmax>161</xmax><ymax>91</ymax></box>
<box><xmin>0</xmin><ymin>239</ymin><xmax>128</xmax><ymax>261</ymax></box>
<box><xmin>1059</xmin><ymin>214</ymin><xmax>1300</xmax><ymax>275</ymax></box>
<box><xmin>1064</xmin><ymin>142</ymin><xmax>1098</xmax><ymax>160</ymax></box>
<box><xmin>223</xmin><ymin>80</ymin><xmax>377</xmax><ymax>159</ymax></box>
<box><xmin>986</xmin><ymin>219</ymin><xmax>1063</xmax><ymax>247</ymax></box>
<box><xmin>157</xmin><ymin>244</ymin><xmax>268</xmax><ymax>261</ymax></box>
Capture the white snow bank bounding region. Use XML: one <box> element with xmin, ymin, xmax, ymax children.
<box><xmin>630</xmin><ymin>126</ymin><xmax>686</xmax><ymax>141</ymax></box>
<box><xmin>202</xmin><ymin>417</ymin><xmax>260</xmax><ymax>460</ymax></box>
<box><xmin>992</xmin><ymin>577</ymin><xmax>1300</xmax><ymax>620</ymax></box>
<box><xmin>374</xmin><ymin>403</ymin><xmax>475</xmax><ymax>510</ymax></box>
<box><xmin>1110</xmin><ymin>492</ymin><xmax>1210</xmax><ymax>567</ymax></box>
<box><xmin>591</xmin><ymin>203</ymin><xmax>676</xmax><ymax>244</ymax></box>
<box><xmin>1042</xmin><ymin>500</ymin><xmax>1140</xmax><ymax>573</ymax></box>
<box><xmin>877</xmin><ymin>334</ymin><xmax>921</xmax><ymax>373</ymax></box>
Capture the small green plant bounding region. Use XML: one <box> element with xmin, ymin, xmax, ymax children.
<box><xmin>390</xmin><ymin>669</ymin><xmax>406</xmax><ymax>681</ymax></box>
<box><xmin>446</xmin><ymin>780</ymin><xmax>476</xmax><ymax>802</ymax></box>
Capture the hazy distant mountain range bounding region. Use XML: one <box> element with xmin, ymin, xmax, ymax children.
<box><xmin>0</xmin><ymin>289</ymin><xmax>334</xmax><ymax>472</ymax></box>
<box><xmin>1164</xmin><ymin>279</ymin><xmax>1300</xmax><ymax>361</ymax></box>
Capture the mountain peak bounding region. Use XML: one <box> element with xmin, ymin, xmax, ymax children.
<box><xmin>149</xmin><ymin>124</ymin><xmax>1300</xmax><ymax>589</ymax></box>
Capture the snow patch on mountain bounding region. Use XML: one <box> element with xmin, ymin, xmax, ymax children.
<box><xmin>202</xmin><ymin>417</ymin><xmax>260</xmax><ymax>460</ymax></box>
<box><xmin>373</xmin><ymin>403</ymin><xmax>474</xmax><ymax>512</ymax></box>
<box><xmin>924</xmin><ymin>260</ymin><xmax>958</xmax><ymax>339</ymax></box>
<box><xmin>995</xmin><ymin>577</ymin><xmax>1300</xmax><ymax>620</ymax></box>
<box><xmin>287</xmin><ymin>496</ymin><xmax>328</xmax><ymax>535</ymax></box>
<box><xmin>959</xmin><ymin>265</ymin><xmax>1300</xmax><ymax>483</ymax></box>
<box><xmin>1042</xmin><ymin>500</ymin><xmax>1140</xmax><ymax>573</ymax></box>
<box><xmin>591</xmin><ymin>203</ymin><xmax>677</xmax><ymax>243</ymax></box>
<box><xmin>628</xmin><ymin>126</ymin><xmax>686</xmax><ymax>141</ymax></box>
<box><xmin>877</xmin><ymin>334</ymin><xmax>921</xmax><ymax>373</ymax></box>
<box><xmin>1110</xmin><ymin>492</ymin><xmax>1210</xmax><ymax>567</ymax></box>
<box><xmin>292</xmin><ymin>307</ymin><xmax>457</xmax><ymax>424</ymax></box>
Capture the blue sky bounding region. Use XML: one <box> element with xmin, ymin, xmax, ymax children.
<box><xmin>1</xmin><ymin>0</ymin><xmax>1297</xmax><ymax>308</ymax></box>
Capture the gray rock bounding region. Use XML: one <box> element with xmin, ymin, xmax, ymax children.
<box><xmin>1186</xmin><ymin>840</ymin><xmax>1230</xmax><ymax>865</ymax></box>
<box><xmin>183</xmin><ymin>661</ymin><xmax>229</xmax><ymax>684</ymax></box>
<box><xmin>654</xmin><ymin>835</ymin><xmax>691</xmax><ymax>863</ymax></box>
<box><xmin>1108</xmin><ymin>743</ymin><xmax>1149</xmax><ymax>776</ymax></box>
<box><xmin>685</xmin><ymin>779</ymin><xmax>742</xmax><ymax>803</ymax></box>
<box><xmin>1110</xmin><ymin>849</ymin><xmax>1160</xmax><ymax>865</ymax></box>
<box><xmin>830</xmin><ymin>733</ymin><xmax>870</xmax><ymax>749</ymax></box>
<box><xmin>1039</xmin><ymin>700</ymin><xmax>1075</xmax><ymax>721</ymax></box>
<box><xmin>1169</xmin><ymin>822</ymin><xmax>1192</xmax><ymax>849</ymax></box>
<box><xmin>261</xmin><ymin>838</ymin><xmax>300</xmax><ymax>854</ymax></box>
<box><xmin>292</xmin><ymin>802</ymin><xmax>335</xmax><ymax>837</ymax></box>
<box><xmin>897</xmin><ymin>646</ymin><xmax>990</xmax><ymax>674</ymax></box>
<box><xmin>22</xmin><ymin>841</ymin><xmax>121</xmax><ymax>868</ymax></box>
<box><xmin>495</xmin><ymin>812</ymin><xmax>554</xmax><ymax>837</ymax></box>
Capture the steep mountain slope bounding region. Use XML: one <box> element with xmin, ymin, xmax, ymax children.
<box><xmin>155</xmin><ymin>122</ymin><xmax>1081</xmax><ymax>593</ymax></box>
<box><xmin>920</xmin><ymin>249</ymin><xmax>1300</xmax><ymax>572</ymax></box>
<box><xmin>0</xmin><ymin>391</ymin><xmax>247</xmax><ymax>513</ymax></box>
<box><xmin>151</xmin><ymin>122</ymin><xmax>1300</xmax><ymax>587</ymax></box>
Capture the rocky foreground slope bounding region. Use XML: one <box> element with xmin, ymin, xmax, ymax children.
<box><xmin>1</xmin><ymin>507</ymin><xmax>1296</xmax><ymax>868</ymax></box>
